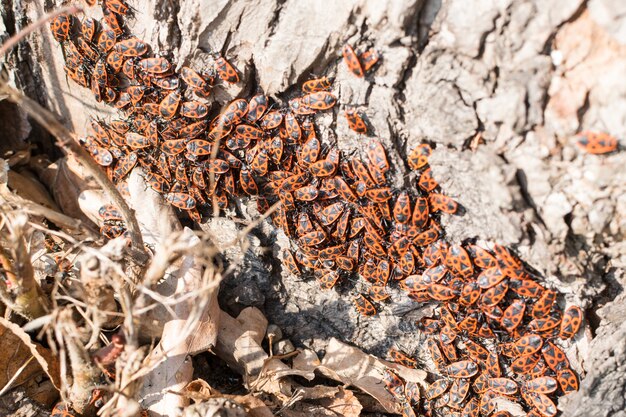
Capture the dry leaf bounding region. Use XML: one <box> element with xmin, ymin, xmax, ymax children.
<box><xmin>31</xmin><ymin>154</ymin><xmax>99</xmax><ymax>225</ymax></box>
<box><xmin>228</xmin><ymin>394</ymin><xmax>274</xmax><ymax>417</ymax></box>
<box><xmin>183</xmin><ymin>380</ymin><xmax>274</xmax><ymax>417</ymax></box>
<box><xmin>141</xmin><ymin>228</ymin><xmax>220</xmax><ymax>416</ymax></box>
<box><xmin>300</xmin><ymin>386</ymin><xmax>362</xmax><ymax>417</ymax></box>
<box><xmin>0</xmin><ymin>317</ymin><xmax>61</xmax><ymax>391</ymax></box>
<box><xmin>315</xmin><ymin>338</ymin><xmax>427</xmax><ymax>414</ymax></box>
<box><xmin>215</xmin><ymin>307</ymin><xmax>269</xmax><ymax>376</ymax></box>
<box><xmin>280</xmin><ymin>387</ymin><xmax>362</xmax><ymax>417</ymax></box>
<box><xmin>7</xmin><ymin>168</ymin><xmax>59</xmax><ymax>211</ymax></box>
<box><xmin>183</xmin><ymin>379</ymin><xmax>215</xmax><ymax>401</ymax></box>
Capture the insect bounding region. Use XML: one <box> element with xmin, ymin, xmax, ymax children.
<box><xmin>159</xmin><ymin>91</ymin><xmax>182</xmax><ymax>119</ymax></box>
<box><xmin>480</xmin><ymin>280</ymin><xmax>508</xmax><ymax>306</ymax></box>
<box><xmin>523</xmin><ymin>376</ymin><xmax>558</xmax><ymax>394</ymax></box>
<box><xmin>50</xmin><ymin>15</ymin><xmax>72</xmax><ymax>43</ymax></box>
<box><xmin>541</xmin><ymin>341</ymin><xmax>569</xmax><ymax>372</ymax></box>
<box><xmin>448</xmin><ymin>378</ymin><xmax>470</xmax><ymax>408</ymax></box>
<box><xmin>138</xmin><ymin>57</ymin><xmax>172</xmax><ymax>74</ymax></box>
<box><xmin>181</xmin><ymin>66</ymin><xmax>208</xmax><ymax>90</ymax></box>
<box><xmin>388</xmin><ymin>347</ymin><xmax>417</xmax><ymax>368</ymax></box>
<box><xmin>302</xmin><ymin>76</ymin><xmax>334</xmax><ymax>93</ymax></box>
<box><xmin>504</xmin><ymin>334</ymin><xmax>543</xmax><ymax>357</ymax></box>
<box><xmin>511</xmin><ymin>354</ymin><xmax>540</xmax><ymax>375</ymax></box>
<box><xmin>426</xmin><ymin>379</ymin><xmax>450</xmax><ymax>400</ymax></box>
<box><xmin>180</xmin><ymin>101</ymin><xmax>209</xmax><ymax>118</ymax></box>
<box><xmin>429</xmin><ymin>193</ymin><xmax>458</xmax><ymax>214</ymax></box>
<box><xmin>382</xmin><ymin>369</ymin><xmax>405</xmax><ymax>399</ymax></box>
<box><xmin>97</xmin><ymin>29</ymin><xmax>117</xmax><ymax>53</ymax></box>
<box><xmin>245</xmin><ymin>94</ymin><xmax>268</xmax><ymax>123</ymax></box>
<box><xmin>532</xmin><ymin>289</ymin><xmax>556</xmax><ymax>319</ymax></box>
<box><xmin>407</xmin><ymin>143</ymin><xmax>432</xmax><ymax>170</ymax></box>
<box><xmin>342</xmin><ymin>44</ymin><xmax>364</xmax><ymax>77</ymax></box>
<box><xmin>354</xmin><ymin>294</ymin><xmax>377</xmax><ymax>316</ymax></box>
<box><xmin>80</xmin><ymin>18</ymin><xmax>96</xmax><ymax>41</ymax></box>
<box><xmin>556</xmin><ymin>368</ymin><xmax>578</xmax><ymax>394</ymax></box>
<box><xmin>501</xmin><ymin>299</ymin><xmax>526</xmax><ymax>332</ymax></box>
<box><xmin>112</xmin><ymin>152</ymin><xmax>138</xmax><ymax>181</ymax></box>
<box><xmin>165</xmin><ymin>193</ymin><xmax>196</xmax><ymax>210</ymax></box>
<box><xmin>444</xmin><ymin>360</ymin><xmax>479</xmax><ymax>378</ymax></box>
<box><xmin>487</xmin><ymin>377</ymin><xmax>517</xmax><ymax>395</ymax></box>
<box><xmin>115</xmin><ymin>38</ymin><xmax>149</xmax><ymax>57</ymax></box>
<box><xmin>559</xmin><ymin>305</ymin><xmax>583</xmax><ymax>339</ymax></box>
<box><xmin>317</xmin><ymin>269</ymin><xmax>340</xmax><ymax>290</ymax></box>
<box><xmin>218</xmin><ymin>99</ymin><xmax>248</xmax><ymax>126</ymax></box>
<box><xmin>88</xmin><ymin>145</ymin><xmax>114</xmax><ymax>166</ymax></box>
<box><xmin>301</xmin><ymin>91</ymin><xmax>337</xmax><ymax>110</ymax></box>
<box><xmin>418</xmin><ymin>168</ymin><xmax>438</xmax><ymax>192</ymax></box>
<box><xmin>260</xmin><ymin>111</ymin><xmax>283</xmax><ymax>130</ymax></box>
<box><xmin>459</xmin><ymin>281</ymin><xmax>481</xmax><ymax>306</ymax></box>
<box><xmin>103</xmin><ymin>9</ymin><xmax>123</xmax><ymax>36</ymax></box>
<box><xmin>576</xmin><ymin>131</ymin><xmax>618</xmax><ymax>154</ymax></box>
<box><xmin>444</xmin><ymin>244</ymin><xmax>473</xmax><ymax>279</ymax></box>
<box><xmin>525</xmin><ymin>392</ymin><xmax>557</xmax><ymax>417</ymax></box>
<box><xmin>214</xmin><ymin>54</ymin><xmax>239</xmax><ymax>83</ymax></box>
<box><xmin>50</xmin><ymin>402</ymin><xmax>75</xmax><ymax>417</ymax></box>
<box><xmin>104</xmin><ymin>0</ymin><xmax>129</xmax><ymax>15</ymax></box>
<box><xmin>360</xmin><ymin>48</ymin><xmax>381</xmax><ymax>72</ymax></box>
<box><xmin>461</xmin><ymin>397</ymin><xmax>479</xmax><ymax>417</ymax></box>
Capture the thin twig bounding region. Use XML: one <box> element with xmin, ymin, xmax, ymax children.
<box><xmin>0</xmin><ymin>356</ymin><xmax>35</xmax><ymax>397</ymax></box>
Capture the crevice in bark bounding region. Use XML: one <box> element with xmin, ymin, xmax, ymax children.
<box><xmin>154</xmin><ymin>0</ymin><xmax>182</xmax><ymax>52</ymax></box>
<box><xmin>264</xmin><ymin>0</ymin><xmax>286</xmax><ymax>47</ymax></box>
<box><xmin>541</xmin><ymin>0</ymin><xmax>589</xmax><ymax>55</ymax></box>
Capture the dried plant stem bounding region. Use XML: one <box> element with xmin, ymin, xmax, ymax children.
<box><xmin>0</xmin><ymin>230</ymin><xmax>49</xmax><ymax>319</ymax></box>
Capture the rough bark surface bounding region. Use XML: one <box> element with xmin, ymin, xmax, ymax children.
<box><xmin>1</xmin><ymin>0</ymin><xmax>626</xmax><ymax>415</ymax></box>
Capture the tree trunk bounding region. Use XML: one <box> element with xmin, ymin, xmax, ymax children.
<box><xmin>1</xmin><ymin>0</ymin><xmax>625</xmax><ymax>416</ymax></box>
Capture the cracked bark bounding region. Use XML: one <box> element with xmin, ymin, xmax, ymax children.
<box><xmin>1</xmin><ymin>0</ymin><xmax>626</xmax><ymax>416</ymax></box>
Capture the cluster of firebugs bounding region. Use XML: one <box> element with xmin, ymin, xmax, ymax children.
<box><xmin>48</xmin><ymin>1</ymin><xmax>589</xmax><ymax>416</ymax></box>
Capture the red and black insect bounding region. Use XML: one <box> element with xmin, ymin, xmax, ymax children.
<box><xmin>302</xmin><ymin>76</ymin><xmax>334</xmax><ymax>93</ymax></box>
<box><xmin>559</xmin><ymin>305</ymin><xmax>583</xmax><ymax>339</ymax></box>
<box><xmin>214</xmin><ymin>54</ymin><xmax>239</xmax><ymax>83</ymax></box>
<box><xmin>50</xmin><ymin>15</ymin><xmax>72</xmax><ymax>43</ymax></box>
<box><xmin>576</xmin><ymin>131</ymin><xmax>618</xmax><ymax>155</ymax></box>
<box><xmin>445</xmin><ymin>360</ymin><xmax>479</xmax><ymax>378</ymax></box>
<box><xmin>342</xmin><ymin>44</ymin><xmax>364</xmax><ymax>77</ymax></box>
<box><xmin>354</xmin><ymin>294</ymin><xmax>377</xmax><ymax>316</ymax></box>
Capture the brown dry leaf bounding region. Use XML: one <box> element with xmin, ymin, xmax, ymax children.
<box><xmin>0</xmin><ymin>317</ymin><xmax>61</xmax><ymax>391</ymax></box>
<box><xmin>215</xmin><ymin>311</ymin><xmax>426</xmax><ymax>414</ymax></box>
<box><xmin>301</xmin><ymin>386</ymin><xmax>362</xmax><ymax>417</ymax></box>
<box><xmin>215</xmin><ymin>308</ymin><xmax>302</xmax><ymax>399</ymax></box>
<box><xmin>229</xmin><ymin>394</ymin><xmax>274</xmax><ymax>417</ymax></box>
<box><xmin>216</xmin><ymin>307</ymin><xmax>269</xmax><ymax>376</ymax></box>
<box><xmin>141</xmin><ymin>228</ymin><xmax>220</xmax><ymax>416</ymax></box>
<box><xmin>30</xmin><ymin>154</ymin><xmax>99</xmax><ymax>224</ymax></box>
<box><xmin>183</xmin><ymin>379</ymin><xmax>215</xmax><ymax>401</ymax></box>
<box><xmin>183</xmin><ymin>380</ymin><xmax>274</xmax><ymax>417</ymax></box>
<box><xmin>314</xmin><ymin>338</ymin><xmax>427</xmax><ymax>414</ymax></box>
<box><xmin>7</xmin><ymin>168</ymin><xmax>59</xmax><ymax>211</ymax></box>
<box><xmin>280</xmin><ymin>387</ymin><xmax>361</xmax><ymax>417</ymax></box>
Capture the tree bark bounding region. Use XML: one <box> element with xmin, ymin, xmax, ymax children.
<box><xmin>1</xmin><ymin>0</ymin><xmax>625</xmax><ymax>416</ymax></box>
